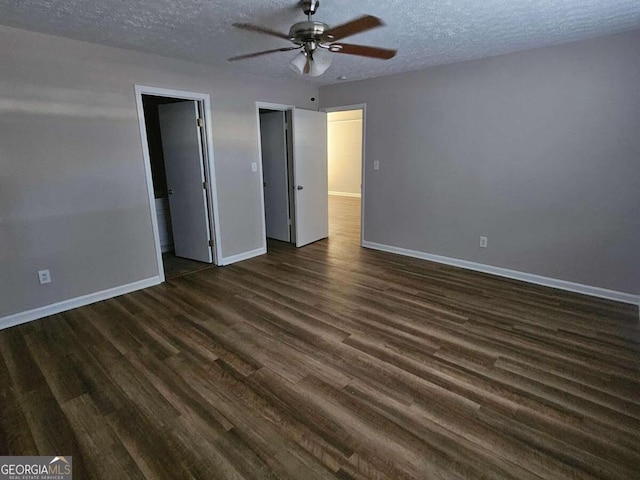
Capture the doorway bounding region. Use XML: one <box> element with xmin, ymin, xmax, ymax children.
<box><xmin>324</xmin><ymin>106</ymin><xmax>365</xmax><ymax>246</ymax></box>
<box><xmin>257</xmin><ymin>103</ymin><xmax>329</xmax><ymax>250</ymax></box>
<box><xmin>135</xmin><ymin>86</ymin><xmax>222</xmax><ymax>281</ymax></box>
<box><xmin>258</xmin><ymin>108</ymin><xmax>295</xmax><ymax>246</ymax></box>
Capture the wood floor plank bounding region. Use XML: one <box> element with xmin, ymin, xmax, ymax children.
<box><xmin>0</xmin><ymin>352</ymin><xmax>38</xmax><ymax>455</ymax></box>
<box><xmin>60</xmin><ymin>393</ymin><xmax>147</xmax><ymax>480</ymax></box>
<box><xmin>1</xmin><ymin>196</ymin><xmax>639</xmax><ymax>479</ymax></box>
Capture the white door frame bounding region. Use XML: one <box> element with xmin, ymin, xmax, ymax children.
<box><xmin>255</xmin><ymin>102</ymin><xmax>295</xmax><ymax>251</ymax></box>
<box><xmin>134</xmin><ymin>85</ymin><xmax>223</xmax><ymax>280</ymax></box>
<box><xmin>321</xmin><ymin>104</ymin><xmax>367</xmax><ymax>246</ymax></box>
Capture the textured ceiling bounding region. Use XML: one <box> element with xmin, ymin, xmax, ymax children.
<box><xmin>1</xmin><ymin>0</ymin><xmax>640</xmax><ymax>86</ymax></box>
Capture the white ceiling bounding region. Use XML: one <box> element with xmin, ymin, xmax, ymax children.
<box><xmin>1</xmin><ymin>0</ymin><xmax>640</xmax><ymax>86</ymax></box>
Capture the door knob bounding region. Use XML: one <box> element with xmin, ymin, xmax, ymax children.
<box><xmin>168</xmin><ymin>188</ymin><xmax>173</xmax><ymax>195</ymax></box>
<box><xmin>296</xmin><ymin>185</ymin><xmax>304</xmax><ymax>190</ymax></box>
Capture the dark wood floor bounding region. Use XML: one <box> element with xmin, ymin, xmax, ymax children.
<box><xmin>162</xmin><ymin>252</ymin><xmax>213</xmax><ymax>279</ymax></box>
<box><xmin>1</xmin><ymin>195</ymin><xmax>639</xmax><ymax>479</ymax></box>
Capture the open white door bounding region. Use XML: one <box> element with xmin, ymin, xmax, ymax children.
<box><xmin>260</xmin><ymin>111</ymin><xmax>291</xmax><ymax>242</ymax></box>
<box><xmin>158</xmin><ymin>101</ymin><xmax>213</xmax><ymax>263</ymax></box>
<box><xmin>292</xmin><ymin>108</ymin><xmax>328</xmax><ymax>247</ymax></box>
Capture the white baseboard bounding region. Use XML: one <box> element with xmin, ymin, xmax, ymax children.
<box><xmin>329</xmin><ymin>191</ymin><xmax>361</xmax><ymax>198</ymax></box>
<box><xmin>0</xmin><ymin>276</ymin><xmax>162</xmax><ymax>331</ymax></box>
<box><xmin>221</xmin><ymin>247</ymin><xmax>266</xmax><ymax>266</ymax></box>
<box><xmin>362</xmin><ymin>241</ymin><xmax>640</xmax><ymax>306</ymax></box>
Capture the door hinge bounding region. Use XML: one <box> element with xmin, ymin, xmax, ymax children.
<box><xmin>209</xmin><ymin>240</ymin><xmax>214</xmax><ymax>247</ymax></box>
<box><xmin>197</xmin><ymin>118</ymin><xmax>204</xmax><ymax>128</ymax></box>
<box><xmin>203</xmin><ymin>181</ymin><xmax>207</xmax><ymax>189</ymax></box>
<box><xmin>288</xmin><ymin>218</ymin><xmax>291</xmax><ymax>226</ymax></box>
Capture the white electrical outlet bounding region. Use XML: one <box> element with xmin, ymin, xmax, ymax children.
<box><xmin>373</xmin><ymin>161</ymin><xmax>380</xmax><ymax>170</ymax></box>
<box><xmin>251</xmin><ymin>162</ymin><xmax>258</xmax><ymax>173</ymax></box>
<box><xmin>479</xmin><ymin>236</ymin><xmax>488</xmax><ymax>248</ymax></box>
<box><xmin>38</xmin><ymin>269</ymin><xmax>52</xmax><ymax>284</ymax></box>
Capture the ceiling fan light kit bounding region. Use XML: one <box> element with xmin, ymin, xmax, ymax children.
<box><xmin>228</xmin><ymin>0</ymin><xmax>396</xmax><ymax>77</ymax></box>
<box><xmin>289</xmin><ymin>49</ymin><xmax>332</xmax><ymax>77</ymax></box>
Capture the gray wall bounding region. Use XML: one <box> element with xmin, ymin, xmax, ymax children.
<box><xmin>0</xmin><ymin>25</ymin><xmax>317</xmax><ymax>318</ymax></box>
<box><xmin>321</xmin><ymin>30</ymin><xmax>640</xmax><ymax>295</ymax></box>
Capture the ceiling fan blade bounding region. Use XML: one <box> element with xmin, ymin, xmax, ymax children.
<box><xmin>227</xmin><ymin>46</ymin><xmax>300</xmax><ymax>62</ymax></box>
<box><xmin>324</xmin><ymin>15</ymin><xmax>383</xmax><ymax>42</ymax></box>
<box><xmin>232</xmin><ymin>23</ymin><xmax>291</xmax><ymax>41</ymax></box>
<box><xmin>331</xmin><ymin>43</ymin><xmax>396</xmax><ymax>60</ymax></box>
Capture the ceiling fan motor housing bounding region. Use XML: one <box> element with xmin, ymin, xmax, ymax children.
<box><xmin>289</xmin><ymin>21</ymin><xmax>330</xmax><ymax>44</ymax></box>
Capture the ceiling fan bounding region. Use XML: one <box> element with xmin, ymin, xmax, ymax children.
<box><xmin>228</xmin><ymin>0</ymin><xmax>396</xmax><ymax>77</ymax></box>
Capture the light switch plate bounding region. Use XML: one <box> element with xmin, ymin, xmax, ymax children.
<box><xmin>251</xmin><ymin>162</ymin><xmax>258</xmax><ymax>173</ymax></box>
<box><xmin>373</xmin><ymin>161</ymin><xmax>380</xmax><ymax>170</ymax></box>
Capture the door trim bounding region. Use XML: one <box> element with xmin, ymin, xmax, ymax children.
<box><xmin>321</xmin><ymin>104</ymin><xmax>367</xmax><ymax>247</ymax></box>
<box><xmin>134</xmin><ymin>85</ymin><xmax>223</xmax><ymax>280</ymax></box>
<box><xmin>255</xmin><ymin>102</ymin><xmax>295</xmax><ymax>251</ymax></box>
